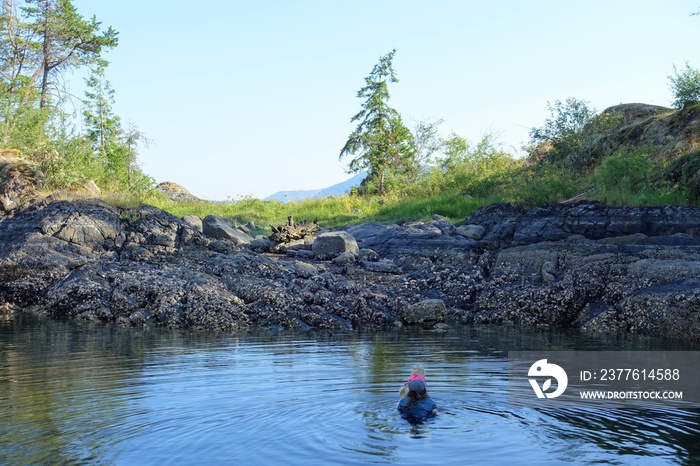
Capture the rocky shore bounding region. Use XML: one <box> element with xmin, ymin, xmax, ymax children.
<box><xmin>1</xmin><ymin>197</ymin><xmax>699</xmax><ymax>340</ymax></box>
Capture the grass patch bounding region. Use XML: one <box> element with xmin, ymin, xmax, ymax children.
<box><xmin>136</xmin><ymin>192</ymin><xmax>495</xmax><ymax>233</ymax></box>
<box><xmin>591</xmin><ymin>187</ymin><xmax>692</xmax><ymax>206</ymax></box>
<box><xmin>147</xmin><ymin>195</ymin><xmax>385</xmax><ymax>232</ymax></box>
<box><xmin>365</xmin><ymin>193</ymin><xmax>494</xmax><ymax>224</ymax></box>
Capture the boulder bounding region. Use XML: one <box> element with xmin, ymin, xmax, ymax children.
<box><xmin>156</xmin><ymin>181</ymin><xmax>203</xmax><ymax>203</ymax></box>
<box><xmin>182</xmin><ymin>215</ymin><xmax>203</xmax><ymax>232</ymax></box>
<box><xmin>455</xmin><ymin>224</ymin><xmax>485</xmax><ymax>240</ymax></box>
<box><xmin>332</xmin><ymin>251</ymin><xmax>357</xmax><ymax>264</ymax></box>
<box><xmin>402</xmin><ymin>299</ymin><xmax>446</xmax><ymax>325</ymax></box>
<box><xmin>312</xmin><ymin>231</ymin><xmax>359</xmax><ymax>260</ymax></box>
<box><xmin>345</xmin><ymin>222</ymin><xmax>477</xmax><ymax>260</ymax></box>
<box><xmin>358</xmin><ymin>248</ymin><xmax>380</xmax><ymax>262</ymax></box>
<box><xmin>363</xmin><ymin>259</ymin><xmax>401</xmax><ymax>274</ymax></box>
<box><xmin>466</xmin><ymin>201</ymin><xmax>700</xmax><ymax>247</ymax></box>
<box><xmin>202</xmin><ymin>214</ymin><xmax>253</xmax><ymax>245</ymax></box>
<box><xmin>39</xmin><ymin>202</ymin><xmax>123</xmax><ymax>250</ymax></box>
<box><xmin>627</xmin><ymin>259</ymin><xmax>700</xmax><ymax>283</ymax></box>
<box><xmin>291</xmin><ymin>260</ymin><xmax>318</xmax><ymax>278</ymax></box>
<box><xmin>3</xmin><ymin>190</ymin><xmax>700</xmax><ymax>340</ymax></box>
<box><xmin>0</xmin><ymin>154</ymin><xmax>38</xmax><ymax>212</ymax></box>
<box><xmin>250</xmin><ymin>235</ymin><xmax>274</xmax><ymax>252</ymax></box>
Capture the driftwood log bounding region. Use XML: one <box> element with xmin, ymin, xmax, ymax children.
<box><xmin>270</xmin><ymin>216</ymin><xmax>319</xmax><ymax>243</ymax></box>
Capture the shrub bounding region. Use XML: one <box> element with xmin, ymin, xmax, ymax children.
<box><xmin>527</xmin><ymin>97</ymin><xmax>597</xmax><ymax>167</ymax></box>
<box><xmin>669</xmin><ymin>62</ymin><xmax>700</xmax><ymax>109</ymax></box>
<box><xmin>595</xmin><ymin>148</ymin><xmax>655</xmax><ymax>191</ymax></box>
<box><xmin>573</xmin><ymin>110</ymin><xmax>624</xmax><ymax>169</ymax></box>
<box><xmin>660</xmin><ymin>150</ymin><xmax>700</xmax><ymax>200</ymax></box>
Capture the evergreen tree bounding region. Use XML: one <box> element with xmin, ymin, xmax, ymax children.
<box><xmin>339</xmin><ymin>49</ymin><xmax>415</xmax><ymax>194</ymax></box>
<box><xmin>83</xmin><ymin>61</ymin><xmax>151</xmax><ymax>191</ymax></box>
<box><xmin>23</xmin><ymin>0</ymin><xmax>118</xmax><ymax>107</ymax></box>
<box><xmin>83</xmin><ymin>60</ymin><xmax>119</xmax><ymax>157</ymax></box>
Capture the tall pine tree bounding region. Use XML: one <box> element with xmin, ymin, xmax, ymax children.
<box><xmin>83</xmin><ymin>61</ymin><xmax>151</xmax><ymax>191</ymax></box>
<box><xmin>339</xmin><ymin>49</ymin><xmax>415</xmax><ymax>194</ymax></box>
<box><xmin>23</xmin><ymin>0</ymin><xmax>118</xmax><ymax>107</ymax></box>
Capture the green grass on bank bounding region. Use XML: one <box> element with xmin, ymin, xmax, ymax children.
<box><xmin>141</xmin><ymin>187</ymin><xmax>695</xmax><ymax>237</ymax></box>
<box><xmin>104</xmin><ymin>147</ymin><xmax>700</xmax><ymax>234</ymax></box>
<box><xmin>147</xmin><ymin>193</ymin><xmax>492</xmax><ymax>233</ymax></box>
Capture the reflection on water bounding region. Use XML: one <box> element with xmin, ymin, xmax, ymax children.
<box><xmin>0</xmin><ymin>315</ymin><xmax>698</xmax><ymax>465</ymax></box>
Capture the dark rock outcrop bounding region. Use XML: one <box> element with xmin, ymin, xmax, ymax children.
<box><xmin>341</xmin><ymin>201</ymin><xmax>700</xmax><ymax>340</ymax></box>
<box><xmin>0</xmin><ymin>199</ymin><xmax>411</xmax><ymax>332</ymax></box>
<box><xmin>1</xmin><ymin>198</ymin><xmax>700</xmax><ymax>340</ymax></box>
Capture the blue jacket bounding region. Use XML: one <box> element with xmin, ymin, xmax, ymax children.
<box><xmin>397</xmin><ymin>396</ymin><xmax>438</xmax><ymax>419</ymax></box>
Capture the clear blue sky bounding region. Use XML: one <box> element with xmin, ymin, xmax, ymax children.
<box><xmin>71</xmin><ymin>1</ymin><xmax>699</xmax><ymax>200</ymax></box>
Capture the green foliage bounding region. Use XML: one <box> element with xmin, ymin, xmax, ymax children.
<box><xmin>340</xmin><ymin>49</ymin><xmax>416</xmax><ymax>194</ymax></box>
<box><xmin>151</xmin><ymin>135</ymin><xmax>697</xmax><ymax>233</ymax></box>
<box><xmin>411</xmin><ymin>132</ymin><xmax>519</xmax><ymax>199</ymax></box>
<box><xmin>515</xmin><ymin>165</ymin><xmax>589</xmax><ymax>205</ymax></box>
<box><xmin>660</xmin><ymin>150</ymin><xmax>700</xmax><ymax>200</ymax></box>
<box><xmin>595</xmin><ymin>148</ymin><xmax>655</xmax><ymax>191</ymax></box>
<box><xmin>82</xmin><ymin>62</ymin><xmax>153</xmax><ymax>193</ymax></box>
<box><xmin>152</xmin><ymin>195</ymin><xmax>387</xmax><ymax>232</ymax></box>
<box><xmin>0</xmin><ymin>99</ymin><xmax>51</xmax><ymax>150</ymax></box>
<box><xmin>412</xmin><ymin>118</ymin><xmax>443</xmax><ymax>166</ymax></box>
<box><xmin>528</xmin><ymin>97</ymin><xmax>598</xmax><ymax>167</ymax></box>
<box><xmin>152</xmin><ymin>190</ymin><xmax>493</xmax><ymax>232</ymax></box>
<box><xmin>668</xmin><ymin>62</ymin><xmax>700</xmax><ymax>109</ymax></box>
<box><xmin>35</xmin><ymin>132</ymin><xmax>101</xmax><ymax>188</ymax></box>
<box><xmin>83</xmin><ymin>61</ymin><xmax>120</xmax><ymax>153</ymax></box>
<box><xmin>572</xmin><ymin>110</ymin><xmax>624</xmax><ymax>169</ymax></box>
<box><xmin>0</xmin><ymin>1</ymin><xmax>150</xmax><ymax>196</ymax></box>
<box><xmin>366</xmin><ymin>193</ymin><xmax>491</xmax><ymax>224</ymax></box>
<box><xmin>23</xmin><ymin>0</ymin><xmax>118</xmax><ymax>107</ymax></box>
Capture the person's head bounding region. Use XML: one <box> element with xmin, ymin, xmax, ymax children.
<box><xmin>400</xmin><ymin>365</ymin><xmax>427</xmax><ymax>397</ymax></box>
<box><xmin>411</xmin><ymin>366</ymin><xmax>425</xmax><ymax>379</ymax></box>
<box><xmin>407</xmin><ymin>378</ymin><xmax>429</xmax><ymax>400</ymax></box>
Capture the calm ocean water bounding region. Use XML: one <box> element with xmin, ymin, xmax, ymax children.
<box><xmin>1</xmin><ymin>315</ymin><xmax>698</xmax><ymax>465</ymax></box>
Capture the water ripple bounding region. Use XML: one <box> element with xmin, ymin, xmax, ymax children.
<box><xmin>1</xmin><ymin>320</ymin><xmax>699</xmax><ymax>465</ymax></box>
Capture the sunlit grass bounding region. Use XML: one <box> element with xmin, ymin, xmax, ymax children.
<box><xmin>102</xmin><ymin>181</ymin><xmax>698</xmax><ymax>236</ymax></box>
<box><xmin>99</xmin><ymin>149</ymin><xmax>700</xmax><ymax>234</ymax></box>
<box><xmin>147</xmin><ymin>195</ymin><xmax>383</xmax><ymax>232</ymax></box>
<box><xmin>141</xmin><ymin>192</ymin><xmax>494</xmax><ymax>232</ymax></box>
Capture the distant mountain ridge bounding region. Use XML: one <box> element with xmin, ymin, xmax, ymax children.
<box><xmin>265</xmin><ymin>172</ymin><xmax>367</xmax><ymax>202</ymax></box>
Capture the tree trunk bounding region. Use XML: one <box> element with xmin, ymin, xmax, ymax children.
<box><xmin>39</xmin><ymin>0</ymin><xmax>51</xmax><ymax>108</ymax></box>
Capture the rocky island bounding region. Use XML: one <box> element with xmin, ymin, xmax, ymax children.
<box><xmin>1</xmin><ymin>189</ymin><xmax>699</xmax><ymax>341</ymax></box>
